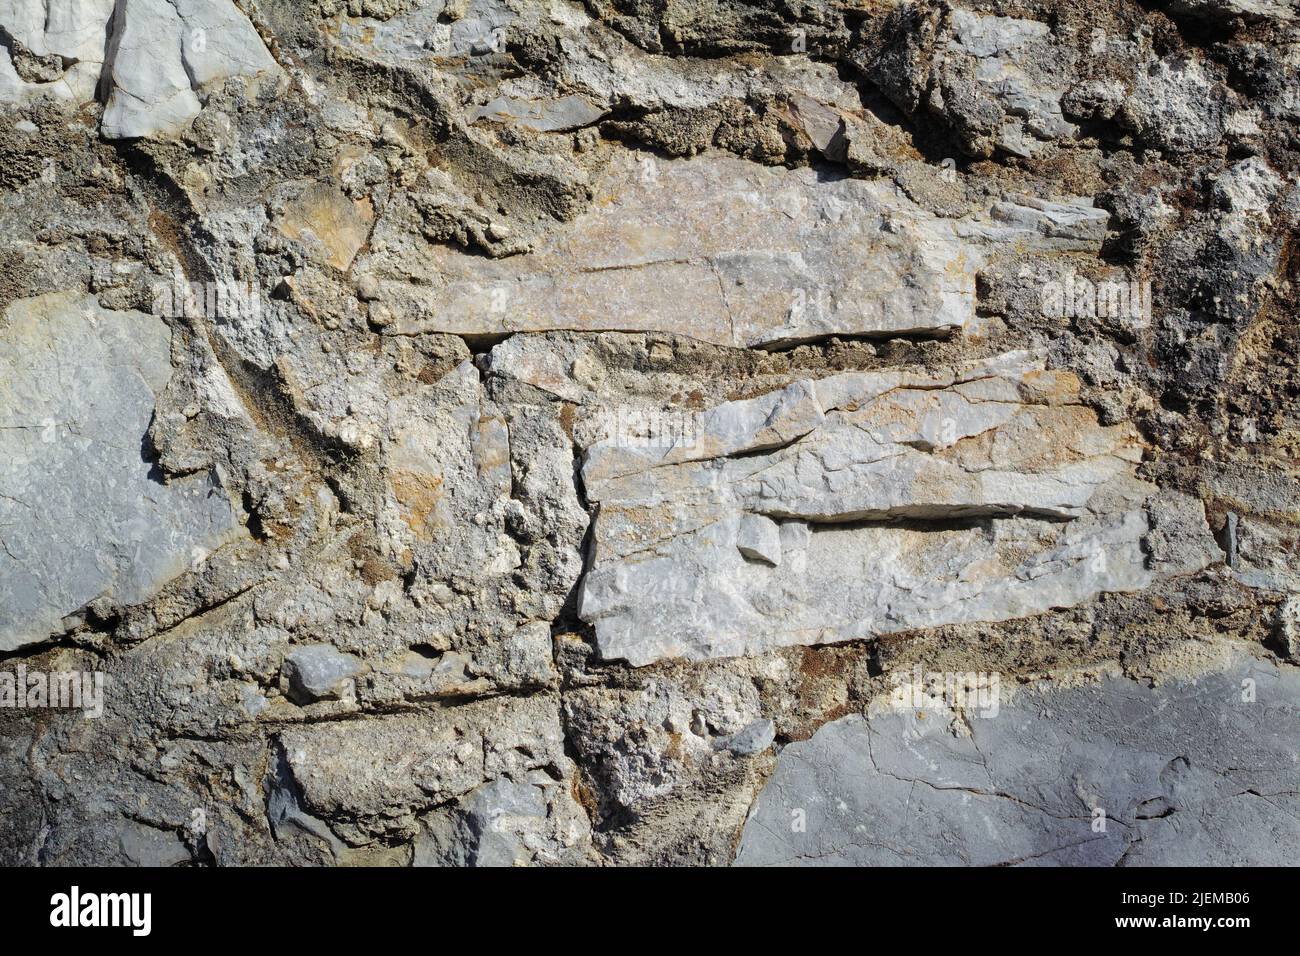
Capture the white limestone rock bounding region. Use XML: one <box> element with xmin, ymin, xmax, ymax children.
<box><xmin>578</xmin><ymin>351</ymin><xmax>1214</xmax><ymax>665</ymax></box>
<box><xmin>101</xmin><ymin>0</ymin><xmax>278</xmax><ymax>139</ymax></box>
<box><xmin>100</xmin><ymin>0</ymin><xmax>201</xmax><ymax>140</ymax></box>
<box><xmin>169</xmin><ymin>0</ymin><xmax>278</xmax><ymax>88</ymax></box>
<box><xmin>0</xmin><ymin>0</ymin><xmax>115</xmax><ymax>105</ymax></box>
<box><xmin>736</xmin><ymin>514</ymin><xmax>781</xmax><ymax>566</ymax></box>
<box><xmin>0</xmin><ymin>0</ymin><xmax>279</xmax><ymax>139</ymax></box>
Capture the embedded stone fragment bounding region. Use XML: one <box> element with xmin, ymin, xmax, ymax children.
<box><xmin>100</xmin><ymin>0</ymin><xmax>201</xmax><ymax>140</ymax></box>
<box><xmin>0</xmin><ymin>293</ymin><xmax>240</xmax><ymax>652</ymax></box>
<box><xmin>736</xmin><ymin>654</ymin><xmax>1300</xmax><ymax>866</ymax></box>
<box><xmin>717</xmin><ymin>719</ymin><xmax>776</xmax><ymax>756</ymax></box>
<box><xmin>283</xmin><ymin>644</ymin><xmax>364</xmax><ymax>703</ymax></box>
<box><xmin>1119</xmin><ymin>56</ymin><xmax>1227</xmax><ymax>154</ymax></box>
<box><xmin>275</xmin><ymin>185</ymin><xmax>375</xmax><ymax>271</ymax></box>
<box><xmin>1276</xmin><ymin>597</ymin><xmax>1300</xmax><ymax>662</ymax></box>
<box><xmin>1159</xmin><ymin>0</ymin><xmax>1295</xmax><ymax>23</ymax></box>
<box><xmin>381</xmin><ymin>360</ymin><xmax>520</xmax><ymax>575</ymax></box>
<box><xmin>277</xmin><ymin>694</ymin><xmax>578</xmax><ymax>845</ymax></box>
<box><xmin>942</xmin><ymin>10</ymin><xmax>1077</xmax><ymax>157</ymax></box>
<box><xmin>563</xmin><ymin>670</ymin><xmax>766</xmax><ymax>818</ymax></box>
<box><xmin>736</xmin><ymin>514</ymin><xmax>781</xmax><ymax>566</ymax></box>
<box><xmin>500</xmin><ymin>622</ymin><xmax>557</xmax><ymax>686</ymax></box>
<box><xmin>469</xmin><ymin>94</ymin><xmax>606</xmax><ymax>132</ymax></box>
<box><xmin>1143</xmin><ymin>490</ymin><xmax>1225</xmax><ymax>577</ymax></box>
<box><xmin>974</xmin><ymin>195</ymin><xmax>1110</xmax><ymax>251</ymax></box>
<box><xmin>577</xmin><ymin>350</ymin><xmax>1213</xmax><ymax>665</ymax></box>
<box><xmin>414</xmin><ymin>776</ymin><xmax>590</xmax><ymax>867</ymax></box>
<box><xmin>118</xmin><ymin>821</ymin><xmax>192</xmax><ymax>867</ymax></box>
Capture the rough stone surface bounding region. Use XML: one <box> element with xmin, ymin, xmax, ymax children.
<box><xmin>0</xmin><ymin>0</ymin><xmax>115</xmax><ymax>105</ymax></box>
<box><xmin>370</xmin><ymin>151</ymin><xmax>985</xmax><ymax>347</ymax></box>
<box><xmin>283</xmin><ymin>644</ymin><xmax>365</xmax><ymax>702</ymax></box>
<box><xmin>0</xmin><ymin>0</ymin><xmax>1297</xmax><ymax>870</ymax></box>
<box><xmin>717</xmin><ymin>719</ymin><xmax>776</xmax><ymax>757</ymax></box>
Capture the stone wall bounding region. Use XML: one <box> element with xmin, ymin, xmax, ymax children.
<box><xmin>0</xmin><ymin>0</ymin><xmax>1296</xmax><ymax>866</ymax></box>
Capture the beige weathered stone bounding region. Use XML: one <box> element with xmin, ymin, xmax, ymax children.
<box><xmin>369</xmin><ymin>151</ymin><xmax>979</xmax><ymax>347</ymax></box>
<box><xmin>276</xmin><ymin>185</ymin><xmax>375</xmax><ymax>271</ymax></box>
<box><xmin>365</xmin><ymin>149</ymin><xmax>1112</xmax><ymax>348</ymax></box>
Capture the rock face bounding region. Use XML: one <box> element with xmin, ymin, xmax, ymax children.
<box><xmin>942</xmin><ymin>10</ymin><xmax>1076</xmax><ymax>158</ymax></box>
<box><xmin>0</xmin><ymin>293</ymin><xmax>239</xmax><ymax>652</ymax></box>
<box><xmin>1159</xmin><ymin>0</ymin><xmax>1296</xmax><ymax>22</ymax></box>
<box><xmin>102</xmin><ymin>0</ymin><xmax>280</xmax><ymax>139</ymax></box>
<box><xmin>736</xmin><ymin>654</ymin><xmax>1300</xmax><ymax>866</ymax></box>
<box><xmin>0</xmin><ymin>0</ymin><xmax>1297</xmax><ymax>869</ymax></box>
<box><xmin>578</xmin><ymin>349</ymin><xmax>1200</xmax><ymax>665</ymax></box>
<box><xmin>282</xmin><ymin>644</ymin><xmax>364</xmax><ymax>702</ymax></box>
<box><xmin>276</xmin><ymin>694</ymin><xmax>584</xmax><ymax>850</ymax></box>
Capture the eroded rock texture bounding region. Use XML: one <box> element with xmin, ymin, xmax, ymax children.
<box><xmin>0</xmin><ymin>0</ymin><xmax>1297</xmax><ymax>867</ymax></box>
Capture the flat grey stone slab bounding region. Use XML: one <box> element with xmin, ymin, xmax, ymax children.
<box><xmin>736</xmin><ymin>653</ymin><xmax>1300</xmax><ymax>866</ymax></box>
<box><xmin>0</xmin><ymin>293</ymin><xmax>239</xmax><ymax>651</ymax></box>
